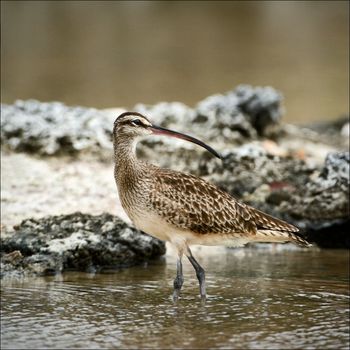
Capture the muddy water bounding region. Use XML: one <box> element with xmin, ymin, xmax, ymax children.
<box><xmin>1</xmin><ymin>246</ymin><xmax>349</xmax><ymax>349</ymax></box>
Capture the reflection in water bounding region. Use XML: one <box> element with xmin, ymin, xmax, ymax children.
<box><xmin>1</xmin><ymin>2</ymin><xmax>348</xmax><ymax>123</ymax></box>
<box><xmin>1</xmin><ymin>247</ymin><xmax>349</xmax><ymax>349</ymax></box>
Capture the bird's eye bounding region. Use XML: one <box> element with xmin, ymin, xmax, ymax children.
<box><xmin>131</xmin><ymin>119</ymin><xmax>143</xmax><ymax>126</ymax></box>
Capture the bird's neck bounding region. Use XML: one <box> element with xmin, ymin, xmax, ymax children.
<box><xmin>113</xmin><ymin>136</ymin><xmax>144</xmax><ymax>182</ymax></box>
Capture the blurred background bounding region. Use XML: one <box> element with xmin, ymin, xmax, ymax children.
<box><xmin>1</xmin><ymin>0</ymin><xmax>349</xmax><ymax>123</ymax></box>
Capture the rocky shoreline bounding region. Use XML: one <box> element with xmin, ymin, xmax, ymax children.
<box><xmin>1</xmin><ymin>85</ymin><xmax>349</xmax><ymax>278</ymax></box>
<box><xmin>1</xmin><ymin>213</ymin><xmax>166</xmax><ymax>278</ymax></box>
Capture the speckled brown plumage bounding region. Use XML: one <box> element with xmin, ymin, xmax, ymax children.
<box><xmin>147</xmin><ymin>168</ymin><xmax>308</xmax><ymax>245</ymax></box>
<box><xmin>113</xmin><ymin>112</ymin><xmax>310</xmax><ymax>299</ymax></box>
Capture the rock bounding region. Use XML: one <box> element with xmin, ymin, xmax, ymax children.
<box><xmin>304</xmin><ymin>220</ymin><xmax>350</xmax><ymax>249</ymax></box>
<box><xmin>195</xmin><ymin>142</ymin><xmax>313</xmax><ymax>198</ymax></box>
<box><xmin>1</xmin><ymin>89</ymin><xmax>345</xmax><ymax>162</ymax></box>
<box><xmin>234</xmin><ymin>85</ymin><xmax>283</xmax><ymax>135</ymax></box>
<box><xmin>300</xmin><ymin>115</ymin><xmax>349</xmax><ymax>149</ymax></box>
<box><xmin>281</xmin><ymin>152</ymin><xmax>349</xmax><ymax>221</ymax></box>
<box><xmin>1</xmin><ymin>85</ymin><xmax>283</xmax><ymax>164</ymax></box>
<box><xmin>194</xmin><ymin>91</ymin><xmax>257</xmax><ymax>142</ymax></box>
<box><xmin>341</xmin><ymin>122</ymin><xmax>349</xmax><ymax>138</ymax></box>
<box><xmin>0</xmin><ymin>99</ymin><xmax>124</xmax><ymax>156</ymax></box>
<box><xmin>195</xmin><ymin>84</ymin><xmax>283</xmax><ymax>138</ymax></box>
<box><xmin>0</xmin><ymin>212</ymin><xmax>166</xmax><ymax>278</ymax></box>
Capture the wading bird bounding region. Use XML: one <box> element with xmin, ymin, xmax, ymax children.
<box><xmin>113</xmin><ymin>112</ymin><xmax>309</xmax><ymax>300</ymax></box>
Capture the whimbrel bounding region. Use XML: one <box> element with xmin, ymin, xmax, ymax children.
<box><xmin>113</xmin><ymin>112</ymin><xmax>309</xmax><ymax>300</ymax></box>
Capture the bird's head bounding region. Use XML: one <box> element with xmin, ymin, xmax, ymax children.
<box><xmin>113</xmin><ymin>112</ymin><xmax>153</xmax><ymax>139</ymax></box>
<box><xmin>113</xmin><ymin>111</ymin><xmax>222</xmax><ymax>159</ymax></box>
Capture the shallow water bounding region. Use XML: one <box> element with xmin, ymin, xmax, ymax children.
<box><xmin>1</xmin><ymin>246</ymin><xmax>349</xmax><ymax>349</ymax></box>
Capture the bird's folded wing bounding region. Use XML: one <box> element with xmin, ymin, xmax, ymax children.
<box><xmin>148</xmin><ymin>169</ymin><xmax>257</xmax><ymax>235</ymax></box>
<box><xmin>149</xmin><ymin>169</ymin><xmax>299</xmax><ymax>235</ymax></box>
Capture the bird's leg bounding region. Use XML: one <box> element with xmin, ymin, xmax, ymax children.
<box><xmin>186</xmin><ymin>247</ymin><xmax>206</xmax><ymax>300</ymax></box>
<box><xmin>173</xmin><ymin>255</ymin><xmax>184</xmax><ymax>301</ymax></box>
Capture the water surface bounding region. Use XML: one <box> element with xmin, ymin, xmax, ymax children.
<box><xmin>1</xmin><ymin>246</ymin><xmax>349</xmax><ymax>349</ymax></box>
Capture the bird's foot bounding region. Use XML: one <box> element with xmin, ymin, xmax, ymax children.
<box><xmin>172</xmin><ymin>289</ymin><xmax>181</xmax><ymax>302</ymax></box>
<box><xmin>172</xmin><ymin>274</ymin><xmax>184</xmax><ymax>302</ymax></box>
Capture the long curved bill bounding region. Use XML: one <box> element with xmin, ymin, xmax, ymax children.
<box><xmin>150</xmin><ymin>125</ymin><xmax>222</xmax><ymax>160</ymax></box>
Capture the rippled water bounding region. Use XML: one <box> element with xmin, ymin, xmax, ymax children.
<box><xmin>1</xmin><ymin>246</ymin><xmax>349</xmax><ymax>349</ymax></box>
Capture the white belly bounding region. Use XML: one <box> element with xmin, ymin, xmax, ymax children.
<box><xmin>131</xmin><ymin>211</ymin><xmax>249</xmax><ymax>249</ymax></box>
<box><xmin>131</xmin><ymin>211</ymin><xmax>188</xmax><ymax>243</ymax></box>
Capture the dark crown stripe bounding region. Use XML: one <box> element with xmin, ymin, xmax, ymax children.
<box><xmin>116</xmin><ymin>111</ymin><xmax>146</xmax><ymax>122</ymax></box>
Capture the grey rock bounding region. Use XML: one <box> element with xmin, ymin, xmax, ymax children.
<box><xmin>282</xmin><ymin>152</ymin><xmax>349</xmax><ymax>221</ymax></box>
<box><xmin>195</xmin><ymin>142</ymin><xmax>313</xmax><ymax>198</ymax></box>
<box><xmin>301</xmin><ymin>115</ymin><xmax>349</xmax><ymax>149</ymax></box>
<box><xmin>0</xmin><ymin>251</ymin><xmax>63</xmax><ymax>278</ymax></box>
<box><xmin>234</xmin><ymin>84</ymin><xmax>283</xmax><ymax>135</ymax></box>
<box><xmin>0</xmin><ymin>100</ymin><xmax>120</xmax><ymax>155</ymax></box>
<box><xmin>304</xmin><ymin>220</ymin><xmax>349</xmax><ymax>249</ymax></box>
<box><xmin>304</xmin><ymin>115</ymin><xmax>349</xmax><ymax>135</ymax></box>
<box><xmin>341</xmin><ymin>122</ymin><xmax>349</xmax><ymax>138</ymax></box>
<box><xmin>195</xmin><ymin>84</ymin><xmax>283</xmax><ymax>139</ymax></box>
<box><xmin>195</xmin><ymin>95</ymin><xmax>256</xmax><ymax>142</ymax></box>
<box><xmin>1</xmin><ymin>85</ymin><xmax>282</xmax><ymax>158</ymax></box>
<box><xmin>0</xmin><ymin>212</ymin><xmax>166</xmax><ymax>278</ymax></box>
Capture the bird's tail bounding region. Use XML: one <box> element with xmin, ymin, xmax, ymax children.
<box><xmin>244</xmin><ymin>206</ymin><xmax>311</xmax><ymax>247</ymax></box>
<box><xmin>255</xmin><ymin>229</ymin><xmax>312</xmax><ymax>247</ymax></box>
